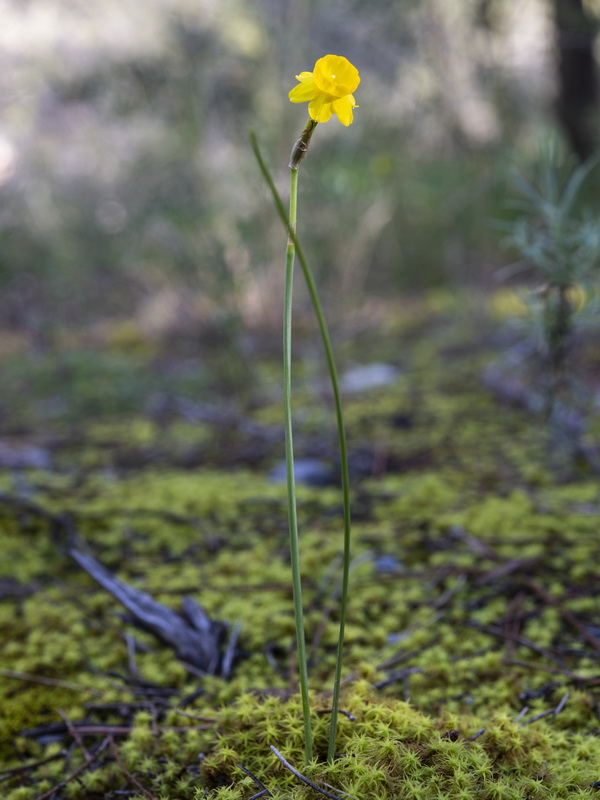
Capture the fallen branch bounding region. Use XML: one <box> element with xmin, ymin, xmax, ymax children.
<box><xmin>70</xmin><ymin>547</ymin><xmax>229</xmax><ymax>674</ymax></box>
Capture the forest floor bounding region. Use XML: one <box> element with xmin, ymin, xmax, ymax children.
<box><xmin>1</xmin><ymin>294</ymin><xmax>599</xmax><ymax>800</ymax></box>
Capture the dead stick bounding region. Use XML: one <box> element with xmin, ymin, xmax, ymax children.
<box><xmin>521</xmin><ymin>708</ymin><xmax>555</xmax><ymax>726</ymax></box>
<box><xmin>169</xmin><ymin>710</ymin><xmax>216</xmax><ymax>723</ymax></box>
<box><xmin>0</xmin><ymin>751</ymin><xmax>67</xmax><ymax>782</ymax></box>
<box><xmin>464</xmin><ymin>728</ymin><xmax>486</xmax><ymax>742</ymax></box>
<box><xmin>522</xmin><ymin>579</ymin><xmax>600</xmax><ymax>652</ymax></box>
<box><xmin>24</xmin><ymin>723</ymin><xmax>214</xmax><ymax>738</ymax></box>
<box><xmin>504</xmin><ymin>658</ymin><xmax>600</xmax><ymax>684</ymax></box>
<box><xmin>236</xmin><ymin>763</ymin><xmax>272</xmax><ymax>798</ymax></box>
<box><xmin>316</xmin><ymin>708</ymin><xmax>356</xmax><ymax>721</ymax></box>
<box><xmin>269</xmin><ymin>746</ymin><xmax>343</xmax><ymax>800</ymax></box>
<box><xmin>0</xmin><ymin>668</ymin><xmax>104</xmax><ymax>696</ymax></box>
<box><xmin>514</xmin><ymin>706</ymin><xmax>529</xmax><ymax>723</ymax></box>
<box><xmin>111</xmin><ymin>738</ymin><xmax>157</xmax><ymax>800</ymax></box>
<box><xmin>57</xmin><ymin>710</ymin><xmax>91</xmax><ymax>760</ymax></box>
<box><xmin>70</xmin><ymin>723</ymin><xmax>213</xmax><ymax>735</ymax></box>
<box><xmin>32</xmin><ymin>737</ymin><xmax>110</xmax><ymax>800</ymax></box>
<box><xmin>553</xmin><ymin>691</ymin><xmax>569</xmax><ymax>716</ymax></box>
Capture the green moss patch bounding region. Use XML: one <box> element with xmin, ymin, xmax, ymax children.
<box><xmin>204</xmin><ymin>687</ymin><xmax>600</xmax><ymax>800</ymax></box>
<box><xmin>1</xmin><ymin>309</ymin><xmax>598</xmax><ymax>798</ymax></box>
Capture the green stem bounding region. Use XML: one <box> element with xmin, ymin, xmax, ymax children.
<box><xmin>284</xmin><ymin>165</ymin><xmax>313</xmax><ymax>764</ymax></box>
<box><xmin>250</xmin><ymin>131</ymin><xmax>351</xmax><ymax>762</ymax></box>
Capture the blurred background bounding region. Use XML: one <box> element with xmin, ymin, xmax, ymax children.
<box><xmin>1</xmin><ymin>0</ymin><xmax>599</xmax><ymax>345</ymax></box>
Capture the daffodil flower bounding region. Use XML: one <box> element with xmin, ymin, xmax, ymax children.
<box><xmin>288</xmin><ymin>54</ymin><xmax>360</xmax><ymax>126</ymax></box>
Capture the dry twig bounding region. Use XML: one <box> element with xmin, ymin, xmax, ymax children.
<box><xmin>111</xmin><ymin>737</ymin><xmax>157</xmax><ymax>800</ymax></box>
<box><xmin>32</xmin><ymin>737</ymin><xmax>110</xmax><ymax>800</ymax></box>
<box><xmin>269</xmin><ymin>745</ymin><xmax>347</xmax><ymax>800</ymax></box>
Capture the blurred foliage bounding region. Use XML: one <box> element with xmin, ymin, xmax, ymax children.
<box><xmin>496</xmin><ymin>145</ymin><xmax>600</xmax><ymax>429</ymax></box>
<box><xmin>0</xmin><ymin>348</ymin><xmax>206</xmax><ymax>428</ymax></box>
<box><xmin>1</xmin><ymin>0</ymin><xmax>600</xmax><ymax>334</ymax></box>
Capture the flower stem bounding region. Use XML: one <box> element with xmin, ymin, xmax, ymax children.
<box><xmin>284</xmin><ymin>165</ymin><xmax>313</xmax><ymax>764</ymax></box>
<box><xmin>250</xmin><ymin>131</ymin><xmax>351</xmax><ymax>762</ymax></box>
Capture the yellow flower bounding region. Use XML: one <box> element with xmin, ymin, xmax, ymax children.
<box><xmin>288</xmin><ymin>54</ymin><xmax>360</xmax><ymax>126</ymax></box>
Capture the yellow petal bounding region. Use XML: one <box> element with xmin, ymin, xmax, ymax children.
<box><xmin>314</xmin><ymin>54</ymin><xmax>360</xmax><ymax>98</ymax></box>
<box><xmin>288</xmin><ymin>77</ymin><xmax>319</xmax><ymax>102</ymax></box>
<box><xmin>308</xmin><ymin>94</ymin><xmax>333</xmax><ymax>123</ymax></box>
<box><xmin>295</xmin><ymin>71</ymin><xmax>314</xmax><ymax>83</ymax></box>
<box><xmin>331</xmin><ymin>95</ymin><xmax>357</xmax><ymax>126</ymax></box>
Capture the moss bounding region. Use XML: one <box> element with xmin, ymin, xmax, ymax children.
<box><xmin>202</xmin><ymin>688</ymin><xmax>600</xmax><ymax>800</ymax></box>
<box><xmin>1</xmin><ymin>308</ymin><xmax>599</xmax><ymax>797</ymax></box>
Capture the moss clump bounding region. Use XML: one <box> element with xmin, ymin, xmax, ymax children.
<box><xmin>203</xmin><ymin>688</ymin><xmax>600</xmax><ymax>800</ymax></box>
<box><xmin>0</xmin><ymin>305</ymin><xmax>598</xmax><ymax>797</ymax></box>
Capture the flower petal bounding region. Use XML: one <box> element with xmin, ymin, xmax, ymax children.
<box><xmin>289</xmin><ymin>77</ymin><xmax>319</xmax><ymax>102</ymax></box>
<box><xmin>314</xmin><ymin>55</ymin><xmax>360</xmax><ymax>98</ymax></box>
<box><xmin>331</xmin><ymin>95</ymin><xmax>357</xmax><ymax>126</ymax></box>
<box><xmin>308</xmin><ymin>94</ymin><xmax>333</xmax><ymax>123</ymax></box>
<box><xmin>288</xmin><ymin>55</ymin><xmax>360</xmax><ymax>125</ymax></box>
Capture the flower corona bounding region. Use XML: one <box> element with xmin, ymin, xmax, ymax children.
<box><xmin>288</xmin><ymin>54</ymin><xmax>360</xmax><ymax>126</ymax></box>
